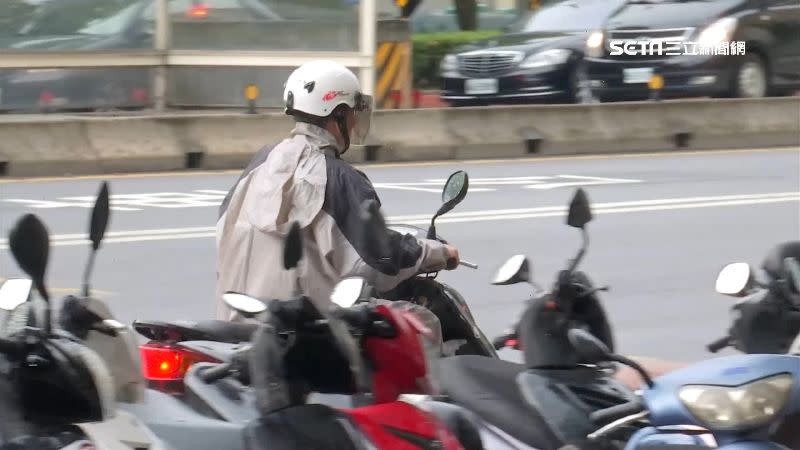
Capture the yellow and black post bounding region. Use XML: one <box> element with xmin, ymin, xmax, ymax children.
<box><xmin>375</xmin><ymin>19</ymin><xmax>413</xmax><ymax>109</ymax></box>
<box><xmin>648</xmin><ymin>73</ymin><xmax>664</xmax><ymax>101</ymax></box>
<box><xmin>244</xmin><ymin>83</ymin><xmax>259</xmax><ymax>114</ymax></box>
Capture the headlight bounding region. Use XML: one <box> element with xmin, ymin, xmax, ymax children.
<box><xmin>586</xmin><ymin>31</ymin><xmax>604</xmax><ymax>58</ymax></box>
<box><xmin>519</xmin><ymin>49</ymin><xmax>571</xmax><ymax>69</ymax></box>
<box><xmin>678</xmin><ymin>373</ymin><xmax>793</xmax><ymax>430</ymax></box>
<box><xmin>697</xmin><ymin>17</ymin><xmax>738</xmax><ymax>49</ymax></box>
<box><xmin>440</xmin><ymin>54</ymin><xmax>458</xmax><ymax>72</ymax></box>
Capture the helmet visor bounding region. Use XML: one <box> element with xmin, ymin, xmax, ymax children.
<box><xmin>351</xmin><ymin>93</ymin><xmax>373</xmax><ymax>145</ymax></box>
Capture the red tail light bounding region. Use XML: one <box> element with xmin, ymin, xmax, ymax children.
<box><xmin>505</xmin><ymin>338</ymin><xmax>519</xmax><ymax>349</ymax></box>
<box><xmin>187</xmin><ymin>4</ymin><xmax>209</xmax><ymax>18</ymax></box>
<box><xmin>139</xmin><ymin>343</ymin><xmax>219</xmax><ymax>393</ymax></box>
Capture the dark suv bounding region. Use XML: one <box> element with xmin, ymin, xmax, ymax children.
<box><xmin>584</xmin><ymin>0</ymin><xmax>800</xmax><ymax>101</ymax></box>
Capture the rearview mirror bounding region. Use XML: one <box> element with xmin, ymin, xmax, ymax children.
<box><xmin>283</xmin><ymin>221</ymin><xmax>303</xmax><ymax>270</ymax></box>
<box><xmin>330</xmin><ymin>277</ymin><xmax>366</xmax><ymax>308</ymax></box>
<box><xmin>715</xmin><ymin>262</ymin><xmax>754</xmax><ymax>297</ymax></box>
<box><xmin>491</xmin><ymin>255</ymin><xmax>530</xmax><ymax>286</ymax></box>
<box><xmin>566</xmin><ymin>188</ymin><xmax>592</xmax><ymax>229</ymax></box>
<box><xmin>0</xmin><ymin>279</ymin><xmax>33</xmax><ymax>312</ymax></box>
<box><xmin>437</xmin><ymin>171</ymin><xmax>469</xmax><ymax>218</ymax></box>
<box><xmin>89</xmin><ymin>182</ymin><xmax>111</xmax><ymax>251</ymax></box>
<box><xmin>9</xmin><ymin>214</ymin><xmax>51</xmax><ymax>302</ymax></box>
<box><xmin>222</xmin><ymin>292</ymin><xmax>267</xmax><ymax>318</ymax></box>
<box><xmin>567</xmin><ymin>328</ymin><xmax>611</xmax><ymax>364</ymax></box>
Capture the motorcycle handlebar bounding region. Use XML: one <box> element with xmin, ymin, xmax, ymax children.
<box><xmin>707</xmin><ymin>336</ymin><xmax>731</xmax><ymax>353</ymax></box>
<box><xmin>590</xmin><ymin>400</ymin><xmax>644</xmax><ymax>424</ymax></box>
<box><xmin>199</xmin><ymin>362</ymin><xmax>232</xmax><ymax>384</ymax></box>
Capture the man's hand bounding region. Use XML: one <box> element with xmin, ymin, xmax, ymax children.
<box><xmin>444</xmin><ymin>245</ymin><xmax>460</xmax><ymax>270</ymax></box>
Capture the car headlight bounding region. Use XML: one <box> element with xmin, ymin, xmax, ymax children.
<box><xmin>678</xmin><ymin>373</ymin><xmax>793</xmax><ymax>430</ymax></box>
<box><xmin>697</xmin><ymin>17</ymin><xmax>738</xmax><ymax>49</ymax></box>
<box><xmin>440</xmin><ymin>54</ymin><xmax>458</xmax><ymax>72</ymax></box>
<box><xmin>586</xmin><ymin>31</ymin><xmax>604</xmax><ymax>58</ymax></box>
<box><xmin>519</xmin><ymin>49</ymin><xmax>571</xmax><ymax>69</ymax></box>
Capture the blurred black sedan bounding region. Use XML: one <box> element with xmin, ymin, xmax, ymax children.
<box><xmin>439</xmin><ymin>0</ymin><xmax>626</xmax><ymax>106</ymax></box>
<box><xmin>0</xmin><ymin>0</ymin><xmax>281</xmax><ymax>112</ymax></box>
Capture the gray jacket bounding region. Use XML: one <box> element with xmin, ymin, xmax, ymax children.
<box><xmin>215</xmin><ymin>123</ymin><xmax>449</xmax><ymax>319</ymax></box>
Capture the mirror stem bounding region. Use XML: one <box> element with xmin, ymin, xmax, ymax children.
<box><xmin>426</xmin><ymin>217</ymin><xmax>438</xmax><ymax>240</ymax></box>
<box><xmin>567</xmin><ymin>228</ymin><xmax>589</xmax><ymax>275</ymax></box>
<box><xmin>613</xmin><ymin>354</ymin><xmax>655</xmax><ymax>388</ymax></box>
<box><xmin>82</xmin><ymin>250</ymin><xmax>97</xmax><ymax>298</ymax></box>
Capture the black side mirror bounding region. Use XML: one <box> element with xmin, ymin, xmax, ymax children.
<box><xmin>567</xmin><ymin>328</ymin><xmax>611</xmax><ymax>364</ymax></box>
<box><xmin>9</xmin><ymin>214</ymin><xmax>52</xmax><ymax>333</ymax></box>
<box><xmin>83</xmin><ymin>182</ymin><xmax>111</xmax><ymax>297</ymax></box>
<box><xmin>428</xmin><ymin>171</ymin><xmax>469</xmax><ymax>240</ymax></box>
<box><xmin>567</xmin><ymin>188</ymin><xmax>592</xmax><ymax>229</ymax></box>
<box><xmin>283</xmin><ymin>221</ymin><xmax>303</xmax><ymax>270</ymax></box>
<box><xmin>89</xmin><ymin>182</ymin><xmax>110</xmax><ymax>251</ymax></box>
<box><xmin>491</xmin><ymin>254</ymin><xmax>531</xmax><ymax>286</ymax></box>
<box><xmin>437</xmin><ymin>170</ymin><xmax>469</xmax><ymax>218</ymax></box>
<box><xmin>9</xmin><ymin>214</ymin><xmax>50</xmax><ymax>303</ymax></box>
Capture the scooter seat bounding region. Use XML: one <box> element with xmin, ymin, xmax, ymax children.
<box><xmin>134</xmin><ymin>319</ymin><xmax>258</xmax><ymax>344</ymax></box>
<box><xmin>190</xmin><ymin>320</ymin><xmax>259</xmax><ymax>343</ymax></box>
<box><xmin>242</xmin><ymin>404</ymin><xmax>370</xmax><ymax>450</ymax></box>
<box><xmin>437</xmin><ymin>355</ymin><xmax>562</xmax><ymax>450</ymax></box>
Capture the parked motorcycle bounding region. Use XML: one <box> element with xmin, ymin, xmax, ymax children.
<box><xmin>706</xmin><ymin>241</ymin><xmax>800</xmax><ymax>355</ymax></box>
<box><xmin>131</xmin><ymin>169</ymin><xmax>496</xmax><ymax>397</ymax></box>
<box><xmin>569</xmin><ymin>328</ymin><xmax>798</xmax><ymax>450</ymax></box>
<box><xmin>0</xmin><ymin>185</ymin><xmax>170</xmax><ymax>450</ymax></box>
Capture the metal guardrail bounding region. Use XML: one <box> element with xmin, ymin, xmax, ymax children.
<box><xmin>0</xmin><ymin>0</ymin><xmax>377</xmax><ymax>110</ymax></box>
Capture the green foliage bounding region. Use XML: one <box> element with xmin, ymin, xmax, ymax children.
<box><xmin>412</xmin><ymin>30</ymin><xmax>502</xmax><ymax>89</ymax></box>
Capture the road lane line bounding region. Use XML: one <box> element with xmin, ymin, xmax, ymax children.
<box><xmin>0</xmin><ymin>192</ymin><xmax>796</xmax><ymax>249</ymax></box>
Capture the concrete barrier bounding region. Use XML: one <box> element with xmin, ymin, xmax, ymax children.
<box><xmin>0</xmin><ymin>97</ymin><xmax>797</xmax><ymax>177</ymax></box>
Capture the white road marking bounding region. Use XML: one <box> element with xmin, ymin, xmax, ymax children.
<box><xmin>2</xmin><ymin>175</ymin><xmax>643</xmax><ymax>210</ymax></box>
<box><xmin>0</xmin><ymin>192</ymin><xmax>796</xmax><ymax>249</ymax></box>
<box><xmin>374</xmin><ymin>174</ymin><xmax>642</xmax><ymax>193</ymax></box>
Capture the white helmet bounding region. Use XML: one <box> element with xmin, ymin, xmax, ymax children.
<box><xmin>283</xmin><ymin>60</ymin><xmax>373</xmax><ymax>151</ymax></box>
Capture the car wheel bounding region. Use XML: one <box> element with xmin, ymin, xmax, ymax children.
<box><xmin>732</xmin><ymin>54</ymin><xmax>768</xmax><ymax>98</ymax></box>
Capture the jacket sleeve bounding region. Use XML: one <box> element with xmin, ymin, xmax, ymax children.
<box><xmin>320</xmin><ymin>160</ymin><xmax>450</xmax><ymax>292</ymax></box>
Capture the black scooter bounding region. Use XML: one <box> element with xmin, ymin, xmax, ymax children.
<box><xmin>0</xmin><ymin>184</ymin><xmax>168</xmax><ymax>450</ymax></box>
<box><xmin>427</xmin><ymin>188</ymin><xmax>643</xmax><ymax>450</ymax></box>
<box><xmin>707</xmin><ymin>241</ymin><xmax>800</xmax><ymax>355</ymax></box>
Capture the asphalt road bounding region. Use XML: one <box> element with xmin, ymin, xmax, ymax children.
<box><xmin>0</xmin><ymin>148</ymin><xmax>798</xmax><ymax>362</ymax></box>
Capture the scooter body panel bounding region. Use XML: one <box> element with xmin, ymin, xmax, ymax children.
<box><xmin>119</xmin><ymin>388</ymin><xmax>246</xmax><ymax>450</ymax></box>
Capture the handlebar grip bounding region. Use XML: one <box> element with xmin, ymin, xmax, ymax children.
<box><xmin>707</xmin><ymin>336</ymin><xmax>731</xmax><ymax>353</ymax></box>
<box><xmin>590</xmin><ymin>400</ymin><xmax>644</xmax><ymax>424</ymax></box>
<box><xmin>199</xmin><ymin>362</ymin><xmax>232</xmax><ymax>384</ymax></box>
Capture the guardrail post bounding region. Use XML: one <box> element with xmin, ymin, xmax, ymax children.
<box><xmin>154</xmin><ymin>0</ymin><xmax>171</xmax><ymax>111</ymax></box>
<box><xmin>375</xmin><ymin>20</ymin><xmax>412</xmax><ymax>109</ymax></box>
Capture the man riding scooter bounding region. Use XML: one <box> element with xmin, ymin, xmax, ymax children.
<box><xmin>215</xmin><ymin>60</ymin><xmax>460</xmax><ymax>357</ymax></box>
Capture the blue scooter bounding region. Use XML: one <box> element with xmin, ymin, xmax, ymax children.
<box><xmin>568</xmin><ymin>328</ymin><xmax>799</xmax><ymax>450</ymax></box>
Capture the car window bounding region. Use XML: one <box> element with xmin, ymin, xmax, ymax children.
<box><xmin>511</xmin><ymin>0</ymin><xmax>625</xmax><ymax>33</ymax></box>
<box><xmin>18</xmin><ymin>0</ymin><xmax>140</xmax><ymax>37</ymax></box>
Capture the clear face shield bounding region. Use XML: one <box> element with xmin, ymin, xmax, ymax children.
<box><xmin>351</xmin><ymin>92</ymin><xmax>373</xmax><ymax>146</ymax></box>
